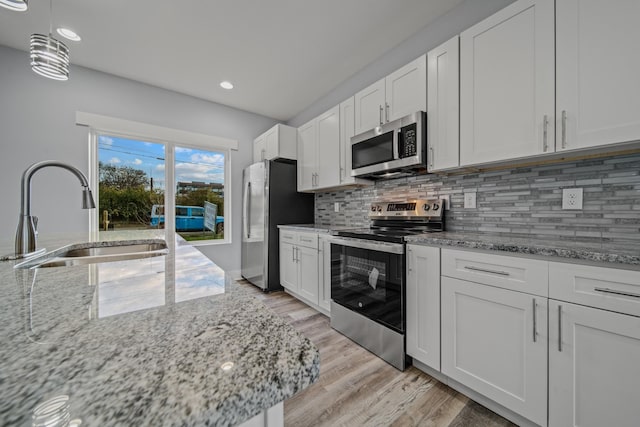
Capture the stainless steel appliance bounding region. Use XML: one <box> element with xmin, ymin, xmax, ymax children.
<box><xmin>350</xmin><ymin>111</ymin><xmax>426</xmax><ymax>179</ymax></box>
<box><xmin>330</xmin><ymin>199</ymin><xmax>444</xmax><ymax>370</ymax></box>
<box><xmin>241</xmin><ymin>159</ymin><xmax>314</xmax><ymax>291</ymax></box>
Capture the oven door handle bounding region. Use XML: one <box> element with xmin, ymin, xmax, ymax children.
<box><xmin>329</xmin><ymin>236</ymin><xmax>404</xmax><ymax>254</ymax></box>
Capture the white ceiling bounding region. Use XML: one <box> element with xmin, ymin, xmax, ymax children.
<box><xmin>0</xmin><ymin>0</ymin><xmax>463</xmax><ymax>121</ymax></box>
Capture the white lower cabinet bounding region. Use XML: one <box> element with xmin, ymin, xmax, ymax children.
<box><xmin>441</xmin><ymin>276</ymin><xmax>548</xmax><ymax>426</ymax></box>
<box><xmin>406</xmin><ymin>245</ymin><xmax>440</xmax><ymax>370</ymax></box>
<box><xmin>279</xmin><ymin>229</ymin><xmax>330</xmax><ymax>315</ymax></box>
<box><xmin>549</xmin><ymin>300</ymin><xmax>640</xmax><ymax>427</ymax></box>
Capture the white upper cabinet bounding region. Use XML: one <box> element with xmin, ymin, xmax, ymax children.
<box><xmin>385</xmin><ymin>56</ymin><xmax>427</xmax><ymax>122</ymax></box>
<box><xmin>297</xmin><ymin>105</ymin><xmax>341</xmax><ymax>192</ymax></box>
<box><xmin>297</xmin><ymin>119</ymin><xmax>316</xmax><ymax>192</ymax></box>
<box><xmin>460</xmin><ymin>0</ymin><xmax>555</xmax><ymax>166</ymax></box>
<box><xmin>354</xmin><ymin>78</ymin><xmax>386</xmax><ymax>135</ymax></box>
<box><xmin>354</xmin><ymin>55</ymin><xmax>426</xmax><ymax>135</ymax></box>
<box><xmin>556</xmin><ymin>0</ymin><xmax>640</xmax><ymax>152</ymax></box>
<box><xmin>253</xmin><ymin>124</ymin><xmax>297</xmax><ymax>163</ymax></box>
<box><xmin>427</xmin><ymin>36</ymin><xmax>460</xmax><ymax>172</ymax></box>
<box><xmin>339</xmin><ymin>97</ymin><xmax>370</xmax><ymax>187</ymax></box>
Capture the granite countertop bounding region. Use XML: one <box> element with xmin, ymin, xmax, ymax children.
<box><xmin>277</xmin><ymin>224</ymin><xmax>334</xmax><ymax>233</ymax></box>
<box><xmin>0</xmin><ymin>231</ymin><xmax>319</xmax><ymax>426</ymax></box>
<box><xmin>405</xmin><ymin>231</ymin><xmax>640</xmax><ymax>267</ymax></box>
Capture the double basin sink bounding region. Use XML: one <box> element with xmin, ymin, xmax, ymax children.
<box><xmin>14</xmin><ymin>239</ymin><xmax>168</xmax><ymax>269</ymax></box>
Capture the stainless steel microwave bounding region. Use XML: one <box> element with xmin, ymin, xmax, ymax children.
<box><xmin>351</xmin><ymin>111</ymin><xmax>426</xmax><ymax>179</ymax></box>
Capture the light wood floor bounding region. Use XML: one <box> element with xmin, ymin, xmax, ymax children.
<box><xmin>240</xmin><ymin>281</ymin><xmax>516</xmax><ymax>427</ymax></box>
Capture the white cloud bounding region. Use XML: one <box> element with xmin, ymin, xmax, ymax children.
<box><xmin>155</xmin><ymin>164</ymin><xmax>165</xmax><ymax>171</ymax></box>
<box><xmin>100</xmin><ymin>136</ymin><xmax>114</xmax><ymax>146</ymax></box>
<box><xmin>132</xmin><ymin>158</ymin><xmax>143</xmax><ymax>165</ymax></box>
<box><xmin>175</xmin><ymin>147</ymin><xmax>193</xmax><ymax>154</ymax></box>
<box><xmin>190</xmin><ymin>152</ymin><xmax>224</xmax><ymax>165</ymax></box>
<box><xmin>175</xmin><ymin>162</ymin><xmax>224</xmax><ymax>183</ymax></box>
<box><xmin>109</xmin><ymin>157</ymin><xmax>121</xmax><ymax>164</ymax></box>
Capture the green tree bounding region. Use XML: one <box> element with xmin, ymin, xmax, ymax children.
<box><xmin>176</xmin><ymin>188</ymin><xmax>224</xmax><ymax>215</ymax></box>
<box><xmin>99</xmin><ymin>162</ymin><xmax>149</xmax><ymax>190</ymax></box>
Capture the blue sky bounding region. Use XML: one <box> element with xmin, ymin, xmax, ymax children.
<box><xmin>98</xmin><ymin>135</ymin><xmax>225</xmax><ymax>189</ymax></box>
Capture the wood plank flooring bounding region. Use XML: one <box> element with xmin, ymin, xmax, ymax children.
<box><xmin>240</xmin><ymin>281</ymin><xmax>516</xmax><ymax>427</ymax></box>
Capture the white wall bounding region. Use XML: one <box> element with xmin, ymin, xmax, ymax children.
<box><xmin>0</xmin><ymin>45</ymin><xmax>277</xmax><ymax>272</ymax></box>
<box><xmin>287</xmin><ymin>0</ymin><xmax>515</xmax><ymax>128</ymax></box>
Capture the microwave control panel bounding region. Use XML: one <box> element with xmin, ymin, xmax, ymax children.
<box><xmin>398</xmin><ymin>123</ymin><xmax>417</xmax><ymax>158</ymax></box>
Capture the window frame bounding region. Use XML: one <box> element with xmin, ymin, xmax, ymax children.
<box><xmin>80</xmin><ymin>112</ymin><xmax>236</xmax><ymax>246</ymax></box>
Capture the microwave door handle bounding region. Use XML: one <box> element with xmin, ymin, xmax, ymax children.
<box><xmin>393</xmin><ymin>129</ymin><xmax>400</xmax><ymax>160</ymax></box>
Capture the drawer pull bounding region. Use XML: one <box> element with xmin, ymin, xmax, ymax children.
<box><xmin>594</xmin><ymin>287</ymin><xmax>640</xmax><ymax>299</ymax></box>
<box><xmin>464</xmin><ymin>265</ymin><xmax>510</xmax><ymax>276</ymax></box>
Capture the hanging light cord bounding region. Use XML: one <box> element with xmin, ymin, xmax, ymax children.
<box><xmin>48</xmin><ymin>0</ymin><xmax>53</xmax><ymax>35</ymax></box>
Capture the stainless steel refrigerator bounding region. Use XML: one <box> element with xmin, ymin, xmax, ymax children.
<box><xmin>241</xmin><ymin>159</ymin><xmax>314</xmax><ymax>291</ymax></box>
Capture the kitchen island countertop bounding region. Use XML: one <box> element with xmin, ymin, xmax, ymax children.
<box><xmin>0</xmin><ymin>231</ymin><xmax>319</xmax><ymax>426</ymax></box>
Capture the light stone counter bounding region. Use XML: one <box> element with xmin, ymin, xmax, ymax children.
<box><xmin>0</xmin><ymin>231</ymin><xmax>319</xmax><ymax>426</ymax></box>
<box><xmin>406</xmin><ymin>231</ymin><xmax>640</xmax><ymax>267</ymax></box>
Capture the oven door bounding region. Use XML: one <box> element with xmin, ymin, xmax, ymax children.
<box><xmin>330</xmin><ymin>237</ymin><xmax>405</xmax><ymax>333</ymax></box>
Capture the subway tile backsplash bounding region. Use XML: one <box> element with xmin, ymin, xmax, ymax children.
<box><xmin>315</xmin><ymin>153</ymin><xmax>640</xmax><ymax>243</ymax></box>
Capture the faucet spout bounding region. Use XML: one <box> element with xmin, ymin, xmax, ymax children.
<box><xmin>16</xmin><ymin>160</ymin><xmax>96</xmax><ymax>257</ymax></box>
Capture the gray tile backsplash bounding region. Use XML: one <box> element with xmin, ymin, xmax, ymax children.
<box><xmin>315</xmin><ymin>153</ymin><xmax>640</xmax><ymax>243</ymax></box>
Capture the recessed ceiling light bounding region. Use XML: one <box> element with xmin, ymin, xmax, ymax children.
<box><xmin>0</xmin><ymin>0</ymin><xmax>28</xmax><ymax>12</ymax></box>
<box><xmin>220</xmin><ymin>81</ymin><xmax>234</xmax><ymax>90</ymax></box>
<box><xmin>220</xmin><ymin>361</ymin><xmax>234</xmax><ymax>371</ymax></box>
<box><xmin>57</xmin><ymin>27</ymin><xmax>81</xmax><ymax>42</ymax></box>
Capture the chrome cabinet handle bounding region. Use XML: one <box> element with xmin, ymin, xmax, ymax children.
<box><xmin>464</xmin><ymin>265</ymin><xmax>510</xmax><ymax>276</ymax></box>
<box><xmin>379</xmin><ymin>105</ymin><xmax>383</xmax><ymax>125</ymax></box>
<box><xmin>558</xmin><ymin>305</ymin><xmax>563</xmax><ymax>352</ymax></box>
<box><xmin>542</xmin><ymin>115</ymin><xmax>548</xmax><ymax>152</ymax></box>
<box><xmin>561</xmin><ymin>110</ymin><xmax>567</xmax><ymax>149</ymax></box>
<box><xmin>385</xmin><ymin>102</ymin><xmax>390</xmax><ymax>123</ymax></box>
<box><xmin>292</xmin><ymin>245</ymin><xmax>295</xmax><ymax>262</ymax></box>
<box><xmin>261</xmin><ymin>149</ymin><xmax>265</xmax><ymax>161</ymax></box>
<box><xmin>532</xmin><ymin>298</ymin><xmax>537</xmax><ymax>343</ymax></box>
<box><xmin>595</xmin><ymin>287</ymin><xmax>640</xmax><ymax>299</ymax></box>
<box><xmin>407</xmin><ymin>249</ymin><xmax>412</xmax><ymax>272</ymax></box>
<box><xmin>429</xmin><ymin>146</ymin><xmax>434</xmax><ymax>168</ymax></box>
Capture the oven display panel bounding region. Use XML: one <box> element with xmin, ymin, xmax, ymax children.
<box><xmin>387</xmin><ymin>203</ymin><xmax>416</xmax><ymax>212</ymax></box>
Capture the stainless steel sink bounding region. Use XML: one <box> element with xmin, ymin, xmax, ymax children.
<box><xmin>14</xmin><ymin>240</ymin><xmax>168</xmax><ymax>269</ymax></box>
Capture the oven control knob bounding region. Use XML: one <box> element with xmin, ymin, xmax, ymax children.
<box><xmin>358</xmin><ymin>301</ymin><xmax>363</xmax><ymax>308</ymax></box>
<box><xmin>432</xmin><ymin>203</ymin><xmax>440</xmax><ymax>211</ymax></box>
<box><xmin>370</xmin><ymin>206</ymin><xmax>376</xmax><ymax>212</ymax></box>
<box><xmin>423</xmin><ymin>204</ymin><xmax>430</xmax><ymax>211</ymax></box>
<box><xmin>377</xmin><ymin>206</ymin><xmax>382</xmax><ymax>212</ymax></box>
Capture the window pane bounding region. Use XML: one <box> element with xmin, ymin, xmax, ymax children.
<box><xmin>98</xmin><ymin>135</ymin><xmax>165</xmax><ymax>232</ymax></box>
<box><xmin>175</xmin><ymin>146</ymin><xmax>225</xmax><ymax>241</ymax></box>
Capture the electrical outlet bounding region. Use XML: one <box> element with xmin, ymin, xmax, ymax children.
<box><xmin>334</xmin><ymin>202</ymin><xmax>340</xmax><ymax>213</ymax></box>
<box><xmin>562</xmin><ymin>188</ymin><xmax>583</xmax><ymax>210</ymax></box>
<box><xmin>464</xmin><ymin>192</ymin><xmax>477</xmax><ymax>209</ymax></box>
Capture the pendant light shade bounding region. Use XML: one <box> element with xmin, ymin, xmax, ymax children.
<box><xmin>0</xmin><ymin>0</ymin><xmax>28</xmax><ymax>11</ymax></box>
<box><xmin>30</xmin><ymin>33</ymin><xmax>70</xmax><ymax>81</ymax></box>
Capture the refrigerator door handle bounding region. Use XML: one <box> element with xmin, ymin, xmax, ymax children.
<box><xmin>243</xmin><ymin>181</ymin><xmax>251</xmax><ymax>239</ymax></box>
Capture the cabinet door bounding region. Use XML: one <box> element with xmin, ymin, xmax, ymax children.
<box><xmin>549</xmin><ymin>300</ymin><xmax>640</xmax><ymax>427</ymax></box>
<box><xmin>354</xmin><ymin>78</ymin><xmax>385</xmax><ymax>135</ymax></box>
<box><xmin>318</xmin><ymin>236</ymin><xmax>332</xmax><ymax>312</ymax></box>
<box><xmin>279</xmin><ymin>241</ymin><xmax>298</xmax><ymax>292</ymax></box>
<box><xmin>427</xmin><ymin>36</ymin><xmax>459</xmax><ymax>171</ymax></box>
<box><xmin>297</xmin><ymin>245</ymin><xmax>319</xmax><ymax>305</ymax></box>
<box><xmin>460</xmin><ymin>0</ymin><xmax>554</xmax><ymax>166</ymax></box>
<box><xmin>556</xmin><ymin>0</ymin><xmax>640</xmax><ymax>151</ymax></box>
<box><xmin>339</xmin><ymin>97</ymin><xmax>355</xmax><ymax>184</ymax></box>
<box><xmin>297</xmin><ymin>119</ymin><xmax>317</xmax><ymax>191</ymax></box>
<box><xmin>253</xmin><ymin>135</ymin><xmax>266</xmax><ymax>163</ymax></box>
<box><xmin>385</xmin><ymin>54</ymin><xmax>427</xmax><ymax>122</ymax></box>
<box><xmin>316</xmin><ymin>105</ymin><xmax>341</xmax><ymax>189</ymax></box>
<box><xmin>406</xmin><ymin>245</ymin><xmax>440</xmax><ymax>370</ymax></box>
<box><xmin>441</xmin><ymin>277</ymin><xmax>547</xmax><ymax>426</ymax></box>
<box><xmin>264</xmin><ymin>125</ymin><xmax>279</xmax><ymax>160</ymax></box>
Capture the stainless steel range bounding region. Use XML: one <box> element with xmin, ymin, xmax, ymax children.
<box><xmin>329</xmin><ymin>199</ymin><xmax>444</xmax><ymax>370</ymax></box>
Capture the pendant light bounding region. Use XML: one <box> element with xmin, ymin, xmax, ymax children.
<box><xmin>0</xmin><ymin>0</ymin><xmax>28</xmax><ymax>12</ymax></box>
<box><xmin>30</xmin><ymin>0</ymin><xmax>69</xmax><ymax>81</ymax></box>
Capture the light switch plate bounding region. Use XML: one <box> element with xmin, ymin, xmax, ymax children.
<box><xmin>334</xmin><ymin>202</ymin><xmax>340</xmax><ymax>212</ymax></box>
<box><xmin>562</xmin><ymin>188</ymin><xmax>583</xmax><ymax>210</ymax></box>
<box><xmin>464</xmin><ymin>192</ymin><xmax>477</xmax><ymax>209</ymax></box>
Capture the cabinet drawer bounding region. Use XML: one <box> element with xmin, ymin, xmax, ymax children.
<box><xmin>442</xmin><ymin>249</ymin><xmax>548</xmax><ymax>297</ymax></box>
<box><xmin>296</xmin><ymin>232</ymin><xmax>318</xmax><ymax>250</ymax></box>
<box><xmin>280</xmin><ymin>230</ymin><xmax>297</xmax><ymax>244</ymax></box>
<box><xmin>549</xmin><ymin>262</ymin><xmax>640</xmax><ymax>317</ymax></box>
